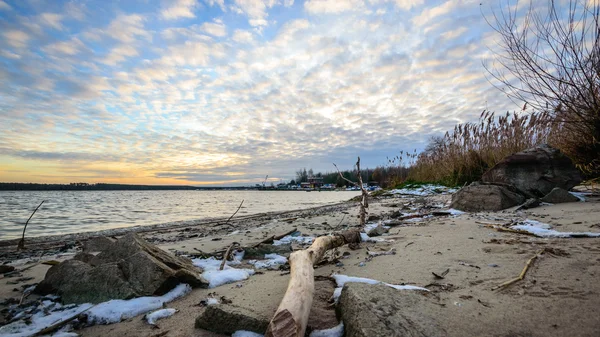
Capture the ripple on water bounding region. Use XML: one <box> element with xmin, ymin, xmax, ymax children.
<box><xmin>0</xmin><ymin>190</ymin><xmax>360</xmax><ymax>240</ymax></box>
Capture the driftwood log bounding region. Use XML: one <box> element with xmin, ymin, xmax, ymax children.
<box><xmin>265</xmin><ymin>229</ymin><xmax>362</xmax><ymax>337</ymax></box>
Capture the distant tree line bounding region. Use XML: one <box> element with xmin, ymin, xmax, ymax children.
<box><xmin>291</xmin><ymin>164</ymin><xmax>411</xmax><ymax>188</ymax></box>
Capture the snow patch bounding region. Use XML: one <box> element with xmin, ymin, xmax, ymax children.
<box><xmin>447</xmin><ymin>208</ymin><xmax>465</xmax><ymax>216</ymax></box>
<box><xmin>86</xmin><ymin>284</ymin><xmax>191</xmax><ymax>324</ymax></box>
<box><xmin>510</xmin><ymin>219</ymin><xmax>600</xmax><ymax>238</ymax></box>
<box><xmin>232</xmin><ymin>331</ymin><xmax>264</xmax><ymax>337</ymax></box>
<box><xmin>247</xmin><ymin>253</ymin><xmax>288</xmax><ymax>269</ymax></box>
<box><xmin>569</xmin><ymin>192</ymin><xmax>587</xmax><ymax>202</ymax></box>
<box><xmin>273</xmin><ymin>235</ymin><xmax>314</xmax><ymax>246</ymax></box>
<box><xmin>360</xmin><ymin>233</ymin><xmax>392</xmax><ymax>243</ymax></box>
<box><xmin>192</xmin><ymin>257</ymin><xmax>255</xmax><ymax>288</ymax></box>
<box><xmin>145</xmin><ymin>308</ymin><xmax>177</xmax><ymax>325</ymax></box>
<box><xmin>0</xmin><ymin>284</ymin><xmax>191</xmax><ymax>337</ymax></box>
<box><xmin>331</xmin><ymin>274</ymin><xmax>428</xmax><ymax>302</ymax></box>
<box><xmin>389</xmin><ymin>185</ymin><xmax>457</xmax><ymax>196</ymax></box>
<box><xmin>309</xmin><ymin>322</ymin><xmax>344</xmax><ymax>337</ymax></box>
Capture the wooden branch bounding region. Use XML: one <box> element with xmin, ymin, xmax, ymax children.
<box><xmin>252</xmin><ymin>228</ymin><xmax>298</xmax><ymax>247</ymax></box>
<box><xmin>483</xmin><ymin>224</ymin><xmax>537</xmax><ymax>237</ymax></box>
<box><xmin>333</xmin><ymin>157</ymin><xmax>369</xmax><ymax>227</ymax></box>
<box><xmin>216</xmin><ymin>200</ymin><xmax>244</xmax><ymax>227</ymax></box>
<box><xmin>492</xmin><ymin>248</ymin><xmax>546</xmax><ymax>290</ymax></box>
<box><xmin>17</xmin><ymin>200</ymin><xmax>45</xmax><ymax>250</ymax></box>
<box><xmin>265</xmin><ymin>229</ymin><xmax>362</xmax><ymax>337</ymax></box>
<box><xmin>219</xmin><ymin>242</ymin><xmax>239</xmax><ymax>271</ymax></box>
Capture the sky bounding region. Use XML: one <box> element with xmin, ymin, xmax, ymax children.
<box><xmin>0</xmin><ymin>0</ymin><xmax>536</xmax><ymax>186</ymax></box>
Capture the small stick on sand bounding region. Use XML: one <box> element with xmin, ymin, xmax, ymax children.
<box><xmin>216</xmin><ymin>200</ymin><xmax>244</xmax><ymax>227</ymax></box>
<box><xmin>219</xmin><ymin>242</ymin><xmax>239</xmax><ymax>271</ymax></box>
<box><xmin>484</xmin><ymin>224</ymin><xmax>537</xmax><ymax>237</ymax></box>
<box><xmin>252</xmin><ymin>228</ymin><xmax>298</xmax><ymax>247</ymax></box>
<box><xmin>17</xmin><ymin>200</ymin><xmax>46</xmax><ymax>250</ymax></box>
<box><xmin>492</xmin><ymin>248</ymin><xmax>546</xmax><ymax>291</ymax></box>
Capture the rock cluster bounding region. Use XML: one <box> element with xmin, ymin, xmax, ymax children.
<box><xmin>35</xmin><ymin>233</ymin><xmax>208</xmax><ymax>304</ymax></box>
<box><xmin>451</xmin><ymin>144</ymin><xmax>582</xmax><ymax>212</ymax></box>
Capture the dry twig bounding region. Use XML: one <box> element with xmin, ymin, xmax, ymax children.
<box><xmin>217</xmin><ymin>200</ymin><xmax>244</xmax><ymax>227</ymax></box>
<box><xmin>492</xmin><ymin>248</ymin><xmax>547</xmax><ymax>291</ymax></box>
<box><xmin>219</xmin><ymin>242</ymin><xmax>240</xmax><ymax>271</ymax></box>
<box><xmin>17</xmin><ymin>200</ymin><xmax>46</xmax><ymax>250</ymax></box>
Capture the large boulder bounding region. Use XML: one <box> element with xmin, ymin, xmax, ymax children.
<box><xmin>338</xmin><ymin>283</ymin><xmax>446</xmax><ymax>337</ymax></box>
<box><xmin>36</xmin><ymin>233</ymin><xmax>208</xmax><ymax>303</ymax></box>
<box><xmin>450</xmin><ymin>183</ymin><xmax>526</xmax><ymax>212</ymax></box>
<box><xmin>482</xmin><ymin>144</ymin><xmax>582</xmax><ymax>197</ymax></box>
<box><xmin>541</xmin><ymin>187</ymin><xmax>580</xmax><ymax>204</ymax></box>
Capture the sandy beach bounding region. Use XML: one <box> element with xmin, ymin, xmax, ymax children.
<box><xmin>1</xmin><ymin>190</ymin><xmax>599</xmax><ymax>337</ymax></box>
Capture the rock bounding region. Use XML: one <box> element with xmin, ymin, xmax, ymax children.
<box><xmin>36</xmin><ymin>233</ymin><xmax>207</xmax><ymax>303</ymax></box>
<box><xmin>83</xmin><ymin>236</ymin><xmax>115</xmax><ymax>253</ymax></box>
<box><xmin>541</xmin><ymin>187</ymin><xmax>580</xmax><ymax>203</ymax></box>
<box><xmin>195</xmin><ymin>304</ymin><xmax>269</xmax><ymax>335</ymax></box>
<box><xmin>338</xmin><ymin>283</ymin><xmax>446</xmax><ymax>337</ymax></box>
<box><xmin>35</xmin><ymin>260</ymin><xmax>137</xmax><ymax>304</ymax></box>
<box><xmin>367</xmin><ymin>215</ymin><xmax>381</xmax><ymax>221</ymax></box>
<box><xmin>72</xmin><ymin>252</ymin><xmax>95</xmax><ymax>264</ymax></box>
<box><xmin>0</xmin><ymin>265</ymin><xmax>15</xmax><ymax>274</ymax></box>
<box><xmin>450</xmin><ymin>184</ymin><xmax>526</xmax><ymax>212</ymax></box>
<box><xmin>515</xmin><ymin>198</ymin><xmax>542</xmax><ymax>211</ymax></box>
<box><xmin>243</xmin><ymin>244</ymin><xmax>293</xmax><ymax>259</ymax></box>
<box><xmin>367</xmin><ymin>224</ymin><xmax>389</xmax><ymax>237</ymax></box>
<box><xmin>482</xmin><ymin>144</ymin><xmax>582</xmax><ymax>197</ymax></box>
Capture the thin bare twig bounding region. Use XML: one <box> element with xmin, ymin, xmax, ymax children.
<box><xmin>492</xmin><ymin>248</ymin><xmax>546</xmax><ymax>291</ymax></box>
<box><xmin>218</xmin><ymin>200</ymin><xmax>244</xmax><ymax>227</ymax></box>
<box><xmin>220</xmin><ymin>242</ymin><xmax>240</xmax><ymax>270</ymax></box>
<box><xmin>17</xmin><ymin>200</ymin><xmax>45</xmax><ymax>250</ymax></box>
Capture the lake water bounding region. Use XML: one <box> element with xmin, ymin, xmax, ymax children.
<box><xmin>0</xmin><ymin>190</ymin><xmax>360</xmax><ymax>240</ymax></box>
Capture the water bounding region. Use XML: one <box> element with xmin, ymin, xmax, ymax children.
<box><xmin>0</xmin><ymin>190</ymin><xmax>360</xmax><ymax>240</ymax></box>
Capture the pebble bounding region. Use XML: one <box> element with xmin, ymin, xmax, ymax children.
<box><xmin>487</xmin><ymin>263</ymin><xmax>500</xmax><ymax>268</ymax></box>
<box><xmin>336</xmin><ymin>262</ymin><xmax>344</xmax><ymax>267</ymax></box>
<box><xmin>358</xmin><ymin>262</ymin><xmax>366</xmax><ymax>267</ymax></box>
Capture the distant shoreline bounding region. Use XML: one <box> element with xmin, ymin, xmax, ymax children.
<box><xmin>0</xmin><ymin>183</ymin><xmax>263</xmax><ymax>191</ymax></box>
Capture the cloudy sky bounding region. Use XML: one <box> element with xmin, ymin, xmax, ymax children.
<box><xmin>0</xmin><ymin>0</ymin><xmax>528</xmax><ymax>186</ymax></box>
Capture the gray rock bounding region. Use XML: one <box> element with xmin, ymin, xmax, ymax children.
<box><xmin>35</xmin><ymin>260</ymin><xmax>137</xmax><ymax>304</ymax></box>
<box><xmin>72</xmin><ymin>252</ymin><xmax>95</xmax><ymax>264</ymax></box>
<box><xmin>450</xmin><ymin>184</ymin><xmax>526</xmax><ymax>212</ymax></box>
<box><xmin>482</xmin><ymin>144</ymin><xmax>582</xmax><ymax>197</ymax></box>
<box><xmin>367</xmin><ymin>224</ymin><xmax>389</xmax><ymax>237</ymax></box>
<box><xmin>367</xmin><ymin>214</ymin><xmax>382</xmax><ymax>221</ymax></box>
<box><xmin>36</xmin><ymin>233</ymin><xmax>208</xmax><ymax>303</ymax></box>
<box><xmin>541</xmin><ymin>187</ymin><xmax>580</xmax><ymax>203</ymax></box>
<box><xmin>0</xmin><ymin>265</ymin><xmax>15</xmax><ymax>274</ymax></box>
<box><xmin>338</xmin><ymin>283</ymin><xmax>446</xmax><ymax>337</ymax></box>
<box><xmin>83</xmin><ymin>236</ymin><xmax>115</xmax><ymax>253</ymax></box>
<box><xmin>195</xmin><ymin>304</ymin><xmax>269</xmax><ymax>335</ymax></box>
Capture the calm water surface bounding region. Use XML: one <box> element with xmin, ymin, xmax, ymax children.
<box><xmin>0</xmin><ymin>190</ymin><xmax>359</xmax><ymax>240</ymax></box>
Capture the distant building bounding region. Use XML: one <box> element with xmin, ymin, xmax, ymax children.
<box><xmin>307</xmin><ymin>176</ymin><xmax>324</xmax><ymax>189</ymax></box>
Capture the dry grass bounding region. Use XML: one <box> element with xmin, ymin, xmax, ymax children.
<box><xmin>408</xmin><ymin>110</ymin><xmax>555</xmax><ymax>186</ymax></box>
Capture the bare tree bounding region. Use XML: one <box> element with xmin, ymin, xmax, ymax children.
<box><xmin>484</xmin><ymin>0</ymin><xmax>600</xmax><ymax>175</ymax></box>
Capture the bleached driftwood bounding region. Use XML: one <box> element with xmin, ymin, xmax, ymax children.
<box><xmin>265</xmin><ymin>229</ymin><xmax>362</xmax><ymax>337</ymax></box>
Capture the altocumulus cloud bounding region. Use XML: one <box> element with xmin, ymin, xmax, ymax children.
<box><xmin>0</xmin><ymin>0</ymin><xmax>529</xmax><ymax>185</ymax></box>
